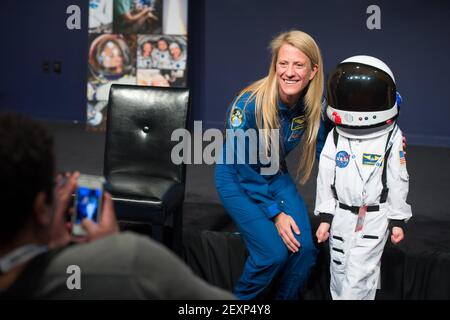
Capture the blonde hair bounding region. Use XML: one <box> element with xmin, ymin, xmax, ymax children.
<box><xmin>231</xmin><ymin>30</ymin><xmax>324</xmax><ymax>184</ymax></box>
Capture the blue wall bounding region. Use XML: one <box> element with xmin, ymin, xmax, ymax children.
<box><xmin>201</xmin><ymin>0</ymin><xmax>450</xmax><ymax>147</ymax></box>
<box><xmin>0</xmin><ymin>0</ymin><xmax>89</xmax><ymax>121</ymax></box>
<box><xmin>1</xmin><ymin>0</ymin><xmax>449</xmax><ymax>147</ymax></box>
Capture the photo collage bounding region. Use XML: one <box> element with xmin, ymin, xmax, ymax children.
<box><xmin>87</xmin><ymin>0</ymin><xmax>188</xmax><ymax>130</ymax></box>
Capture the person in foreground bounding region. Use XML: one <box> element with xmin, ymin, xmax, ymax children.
<box><xmin>315</xmin><ymin>55</ymin><xmax>412</xmax><ymax>300</ymax></box>
<box><xmin>215</xmin><ymin>30</ymin><xmax>328</xmax><ymax>299</ymax></box>
<box><xmin>0</xmin><ymin>113</ymin><xmax>235</xmax><ymax>300</ymax></box>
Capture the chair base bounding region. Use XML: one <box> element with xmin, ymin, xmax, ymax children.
<box><xmin>118</xmin><ymin>205</ymin><xmax>183</xmax><ymax>257</ymax></box>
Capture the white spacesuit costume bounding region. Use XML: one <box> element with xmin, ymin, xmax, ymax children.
<box><xmin>315</xmin><ymin>56</ymin><xmax>412</xmax><ymax>300</ymax></box>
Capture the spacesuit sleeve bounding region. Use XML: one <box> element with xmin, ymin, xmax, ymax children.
<box><xmin>314</xmin><ymin>129</ymin><xmax>338</xmax><ymax>220</ymax></box>
<box><xmin>223</xmin><ymin>96</ymin><xmax>282</xmax><ymax>220</ymax></box>
<box><xmin>386</xmin><ymin>128</ymin><xmax>412</xmax><ymax>224</ymax></box>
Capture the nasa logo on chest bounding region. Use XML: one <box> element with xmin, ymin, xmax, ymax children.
<box><xmin>335</xmin><ymin>151</ymin><xmax>350</xmax><ymax>168</ymax></box>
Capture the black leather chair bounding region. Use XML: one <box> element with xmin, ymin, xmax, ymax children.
<box><xmin>104</xmin><ymin>84</ymin><xmax>190</xmax><ymax>254</ymax></box>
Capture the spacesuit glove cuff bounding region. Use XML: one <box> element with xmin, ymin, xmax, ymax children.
<box><xmin>319</xmin><ymin>213</ymin><xmax>334</xmax><ymax>224</ymax></box>
<box><xmin>266</xmin><ymin>202</ymin><xmax>282</xmax><ymax>219</ymax></box>
<box><xmin>388</xmin><ymin>219</ymin><xmax>406</xmax><ymax>230</ymax></box>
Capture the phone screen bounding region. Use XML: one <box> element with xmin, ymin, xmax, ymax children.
<box><xmin>75</xmin><ymin>186</ymin><xmax>102</xmax><ymax>224</ymax></box>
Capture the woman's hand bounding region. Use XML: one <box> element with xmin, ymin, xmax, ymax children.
<box><xmin>316</xmin><ymin>222</ymin><xmax>331</xmax><ymax>243</ymax></box>
<box><xmin>274</xmin><ymin>212</ymin><xmax>301</xmax><ymax>253</ymax></box>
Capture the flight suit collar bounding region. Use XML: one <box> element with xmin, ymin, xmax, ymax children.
<box><xmin>336</xmin><ymin>123</ymin><xmax>395</xmax><ymax>140</ymax></box>
<box><xmin>277</xmin><ymin>97</ymin><xmax>305</xmax><ymax>114</ymax></box>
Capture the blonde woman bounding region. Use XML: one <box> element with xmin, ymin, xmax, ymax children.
<box><xmin>215</xmin><ymin>30</ymin><xmax>328</xmax><ymax>299</ymax></box>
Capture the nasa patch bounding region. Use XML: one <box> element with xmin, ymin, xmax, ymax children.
<box><xmin>291</xmin><ymin>115</ymin><xmax>306</xmax><ymax>131</ymax></box>
<box><xmin>335</xmin><ymin>151</ymin><xmax>350</xmax><ymax>168</ymax></box>
<box><xmin>230</xmin><ymin>107</ymin><xmax>245</xmax><ymax>129</ymax></box>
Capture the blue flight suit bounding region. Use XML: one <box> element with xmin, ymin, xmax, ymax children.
<box><xmin>215</xmin><ymin>93</ymin><xmax>327</xmax><ymax>299</ymax></box>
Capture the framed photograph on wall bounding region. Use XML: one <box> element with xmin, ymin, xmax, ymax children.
<box><xmin>87</xmin><ymin>0</ymin><xmax>188</xmax><ymax>131</ymax></box>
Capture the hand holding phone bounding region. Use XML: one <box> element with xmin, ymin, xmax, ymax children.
<box><xmin>72</xmin><ymin>174</ymin><xmax>105</xmax><ymax>237</ymax></box>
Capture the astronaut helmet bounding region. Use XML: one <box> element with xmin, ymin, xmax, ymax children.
<box><xmin>88</xmin><ymin>34</ymin><xmax>132</xmax><ymax>80</ymax></box>
<box><xmin>326</xmin><ymin>55</ymin><xmax>401</xmax><ymax>129</ymax></box>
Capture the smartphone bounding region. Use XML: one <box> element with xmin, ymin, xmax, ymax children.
<box><xmin>72</xmin><ymin>174</ymin><xmax>105</xmax><ymax>237</ymax></box>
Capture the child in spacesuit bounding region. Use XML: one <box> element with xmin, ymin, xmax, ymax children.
<box><xmin>314</xmin><ymin>55</ymin><xmax>412</xmax><ymax>300</ymax></box>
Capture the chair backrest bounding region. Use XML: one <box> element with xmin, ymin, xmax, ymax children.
<box><xmin>104</xmin><ymin>84</ymin><xmax>190</xmax><ymax>183</ymax></box>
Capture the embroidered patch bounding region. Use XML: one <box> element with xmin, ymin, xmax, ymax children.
<box><xmin>399</xmin><ymin>150</ymin><xmax>406</xmax><ymax>165</ymax></box>
<box><xmin>291</xmin><ymin>115</ymin><xmax>305</xmax><ymax>131</ymax></box>
<box><xmin>362</xmin><ymin>153</ymin><xmax>382</xmax><ymax>166</ymax></box>
<box><xmin>230</xmin><ymin>107</ymin><xmax>245</xmax><ymax>129</ymax></box>
<box><xmin>335</xmin><ymin>151</ymin><xmax>350</xmax><ymax>168</ymax></box>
